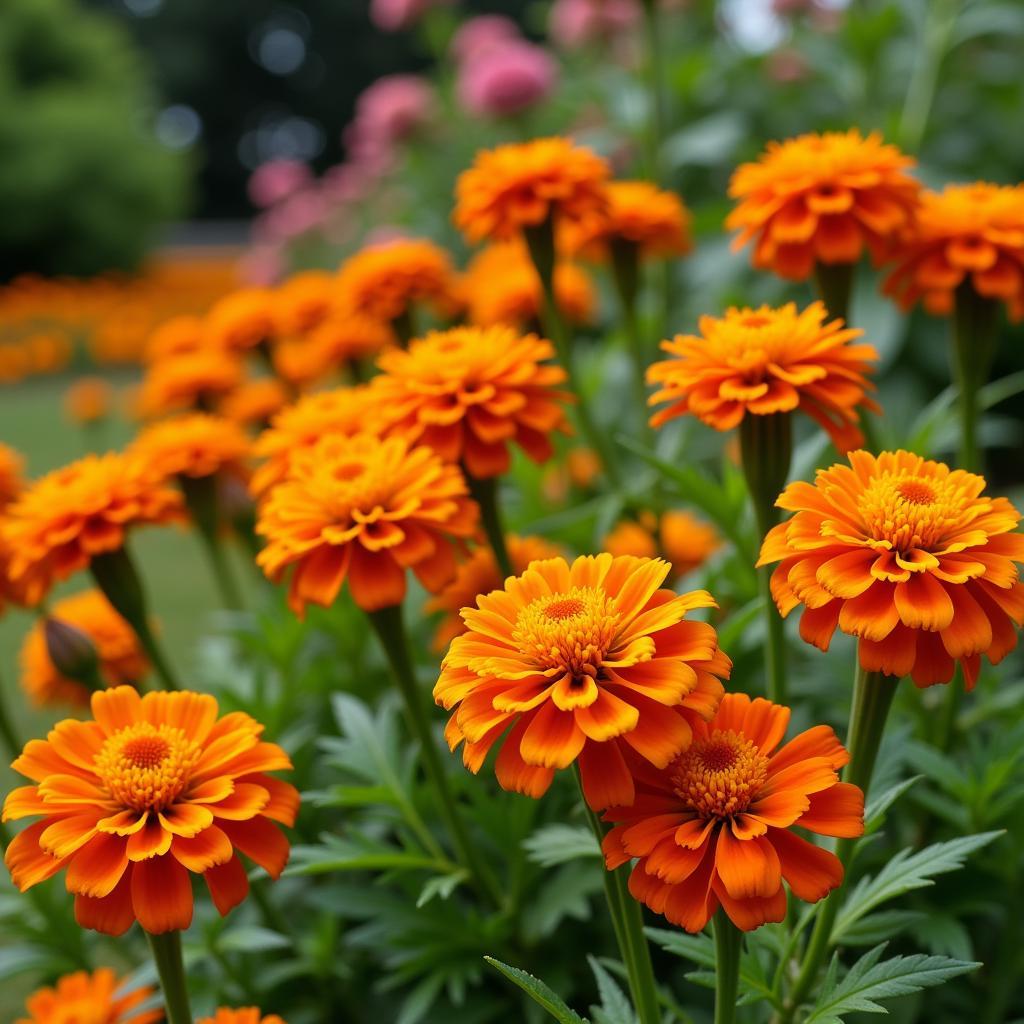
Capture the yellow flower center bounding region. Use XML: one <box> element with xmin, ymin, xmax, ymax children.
<box><xmin>670</xmin><ymin>731</ymin><xmax>769</xmax><ymax>819</ymax></box>
<box><xmin>323</xmin><ymin>454</ymin><xmax>392</xmax><ymax>517</ymax></box>
<box><xmin>94</xmin><ymin>722</ymin><xmax>201</xmax><ymax>812</ymax></box>
<box><xmin>513</xmin><ymin>587</ymin><xmax>621</xmax><ymax>678</ymax></box>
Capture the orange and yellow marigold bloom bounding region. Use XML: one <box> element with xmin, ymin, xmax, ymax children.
<box><xmin>256</xmin><ymin>432</ymin><xmax>478</xmax><ymax>615</ymax></box>
<box><xmin>144</xmin><ymin>315</ymin><xmax>206</xmax><ymax>364</ymax></box>
<box><xmin>272</xmin><ymin>270</ymin><xmax>337</xmax><ymax>337</ymax></box>
<box><xmin>137</xmin><ymin>348</ymin><xmax>243</xmax><ymax>419</ymax></box>
<box><xmin>647</xmin><ymin>302</ymin><xmax>879</xmax><ymax>453</ymax></box>
<box><xmin>727</xmin><ymin>129</ymin><xmax>919</xmax><ymax>280</ymax></box>
<box><xmin>131</xmin><ymin>413</ymin><xmax>251</xmax><ymax>483</ymax></box>
<box><xmin>434</xmin><ymin>554</ymin><xmax>731</xmax><ymax>810</ymax></box>
<box><xmin>198</xmin><ymin>1010</ymin><xmax>285</xmax><ymax>1024</ymax></box>
<box><xmin>603</xmin><ymin>693</ymin><xmax>864</xmax><ymax>933</ymax></box>
<box><xmin>64</xmin><ymin>376</ymin><xmax>113</xmax><ymax>426</ymax></box>
<box><xmin>758</xmin><ymin>450</ymin><xmax>1024</xmax><ymax>687</ymax></box>
<box><xmin>17</xmin><ymin>968</ymin><xmax>161</xmax><ymax>1024</ymax></box>
<box><xmin>221</xmin><ymin>377</ymin><xmax>289</xmax><ymax>429</ymax></box>
<box><xmin>205</xmin><ymin>289</ymin><xmax>276</xmax><ymax>352</ymax></box>
<box><xmin>884</xmin><ymin>182</ymin><xmax>1024</xmax><ymax>319</ymax></box>
<box><xmin>2</xmin><ymin>686</ymin><xmax>299</xmax><ymax>935</ymax></box>
<box><xmin>373</xmin><ymin>325</ymin><xmax>571</xmax><ymax>479</ymax></box>
<box><xmin>454</xmin><ymin>137</ymin><xmax>610</xmax><ymax>244</ymax></box>
<box><xmin>305</xmin><ymin>313</ymin><xmax>396</xmax><ymax>372</ymax></box>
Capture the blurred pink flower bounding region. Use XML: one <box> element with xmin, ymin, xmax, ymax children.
<box><xmin>450</xmin><ymin>15</ymin><xmax>521</xmax><ymax>64</ymax></box>
<box><xmin>364</xmin><ymin>225</ymin><xmax>409</xmax><ymax>247</ymax></box>
<box><xmin>370</xmin><ymin>0</ymin><xmax>452</xmax><ymax>32</ymax></box>
<box><xmin>261</xmin><ymin>188</ymin><xmax>329</xmax><ymax>241</ymax></box>
<box><xmin>320</xmin><ymin>162</ymin><xmax>374</xmax><ymax>205</ymax></box>
<box><xmin>549</xmin><ymin>0</ymin><xmax>640</xmax><ymax>49</ymax></box>
<box><xmin>458</xmin><ymin>40</ymin><xmax>558</xmax><ymax>118</ymax></box>
<box><xmin>349</xmin><ymin>74</ymin><xmax>436</xmax><ymax>153</ymax></box>
<box><xmin>247</xmin><ymin>159</ymin><xmax>312</xmax><ymax>208</ymax></box>
<box><xmin>240</xmin><ymin>245</ymin><xmax>285</xmax><ymax>285</ymax></box>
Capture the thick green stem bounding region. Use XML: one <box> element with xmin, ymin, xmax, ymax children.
<box><xmin>951</xmin><ymin>281</ymin><xmax>999</xmax><ymax>473</ymax></box>
<box><xmin>641</xmin><ymin>0</ymin><xmax>666</xmax><ymax>183</ymax></box>
<box><xmin>784</xmin><ymin>668</ymin><xmax>898</xmax><ymax>1019</ymax></box>
<box><xmin>147</xmin><ymin>930</ymin><xmax>193</xmax><ymax>1024</ymax></box>
<box><xmin>367</xmin><ymin>604</ymin><xmax>502</xmax><ymax>908</ymax></box>
<box><xmin>0</xmin><ymin>672</ymin><xmax>22</xmax><ymax>755</ymax></box>
<box><xmin>611</xmin><ymin>238</ymin><xmax>650</xmax><ymax>420</ymax></box>
<box><xmin>180</xmin><ymin>474</ymin><xmax>244</xmax><ymax>612</ymax></box>
<box><xmin>524</xmin><ymin>219</ymin><xmax>623</xmax><ymax>489</ymax></box>
<box><xmin>465</xmin><ymin>473</ymin><xmax>513</xmax><ymax>579</ymax></box>
<box><xmin>90</xmin><ymin>546</ymin><xmax>182</xmax><ymax>691</ymax></box>
<box><xmin>714</xmin><ymin>912</ymin><xmax>743</xmax><ymax>1024</ymax></box>
<box><xmin>575</xmin><ymin>767</ymin><xmax>661</xmax><ymax>1024</ymax></box>
<box><xmin>813</xmin><ymin>261</ymin><xmax>855</xmax><ymax>325</ymax></box>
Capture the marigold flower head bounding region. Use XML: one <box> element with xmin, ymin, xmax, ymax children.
<box><xmin>758</xmin><ymin>450</ymin><xmax>1024</xmax><ymax>688</ymax></box>
<box><xmin>221</xmin><ymin>377</ymin><xmax>289</xmax><ymax>428</ymax></box>
<box><xmin>604</xmin><ymin>511</ymin><xmax>720</xmax><ymax>579</ymax></box>
<box><xmin>0</xmin><ymin>441</ymin><xmax>24</xmax><ymax>507</ymax></box>
<box><xmin>137</xmin><ymin>349</ymin><xmax>244</xmax><ymax>419</ymax></box>
<box><xmin>256</xmin><ymin>433</ymin><xmax>478</xmax><ymax>615</ymax></box>
<box><xmin>647</xmin><ymin>302</ymin><xmax>879</xmax><ymax>452</ymax></box>
<box><xmin>206</xmin><ymin>288</ymin><xmax>277</xmax><ymax>352</ymax></box>
<box><xmin>727</xmin><ymin>129</ymin><xmax>919</xmax><ymax>280</ymax></box>
<box><xmin>131</xmin><ymin>413</ymin><xmax>251</xmax><ymax>483</ymax></box>
<box><xmin>144</xmin><ymin>315</ymin><xmax>206</xmax><ymax>364</ymax></box>
<box><xmin>272</xmin><ymin>270</ymin><xmax>337</xmax><ymax>337</ymax></box>
<box><xmin>65</xmin><ymin>376</ymin><xmax>113</xmax><ymax>425</ymax></box>
<box><xmin>336</xmin><ymin>239</ymin><xmax>462</xmax><ymax>324</ymax></box>
<box><xmin>305</xmin><ymin>313</ymin><xmax>396</xmax><ymax>371</ymax></box>
<box><xmin>1</xmin><ymin>453</ymin><xmax>183</xmax><ymax>605</ymax></box>
<box><xmin>462</xmin><ymin>242</ymin><xmax>595</xmax><ymax>328</ymax></box>
<box><xmin>425</xmin><ymin>535</ymin><xmax>563</xmax><ymax>650</ymax></box>
<box><xmin>250</xmin><ymin>386</ymin><xmax>383</xmax><ymax>498</ymax></box>
<box><xmin>884</xmin><ymin>182</ymin><xmax>1024</xmax><ymax>319</ymax></box>
<box><xmin>20</xmin><ymin>589</ymin><xmax>149</xmax><ymax>708</ymax></box>
<box><xmin>568</xmin><ymin>180</ymin><xmax>693</xmax><ymax>260</ymax></box>
<box><xmin>17</xmin><ymin>968</ymin><xmax>161</xmax><ymax>1024</ymax></box>
<box><xmin>454</xmin><ymin>137</ymin><xmax>610</xmax><ymax>244</ymax></box>
<box><xmin>603</xmin><ymin>518</ymin><xmax>658</xmax><ymax>561</ymax></box>
<box><xmin>198</xmin><ymin>1010</ymin><xmax>285</xmax><ymax>1024</ymax></box>
<box><xmin>2</xmin><ymin>686</ymin><xmax>299</xmax><ymax>935</ymax></box>
<box><xmin>434</xmin><ymin>554</ymin><xmax>731</xmax><ymax>809</ymax></box>
<box><xmin>373</xmin><ymin>325</ymin><xmax>571</xmax><ymax>478</ymax></box>
<box><xmin>603</xmin><ymin>692</ymin><xmax>864</xmax><ymax>933</ymax></box>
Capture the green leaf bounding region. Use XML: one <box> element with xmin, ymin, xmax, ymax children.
<box><xmin>864</xmin><ymin>775</ymin><xmax>922</xmax><ymax>832</ymax></box>
<box><xmin>217</xmin><ymin>925</ymin><xmax>292</xmax><ymax>953</ymax></box>
<box><xmin>832</xmin><ymin>832</ymin><xmax>1001</xmax><ymax>942</ymax></box>
<box><xmin>523</xmin><ymin>824</ymin><xmax>600</xmax><ymax>867</ymax></box>
<box><xmin>804</xmin><ymin>944</ymin><xmax>980</xmax><ymax>1024</ymax></box>
<box><xmin>836</xmin><ymin>910</ymin><xmax>926</xmax><ymax>947</ymax></box>
<box><xmin>286</xmin><ymin>833</ymin><xmax>453</xmax><ymax>876</ymax></box>
<box><xmin>484</xmin><ymin>956</ymin><xmax>590</xmax><ymax>1024</ymax></box>
<box><xmin>587</xmin><ymin>956</ymin><xmax>637</xmax><ymax>1024</ymax></box>
<box><xmin>416</xmin><ymin>870</ymin><xmax>469</xmax><ymax>908</ymax></box>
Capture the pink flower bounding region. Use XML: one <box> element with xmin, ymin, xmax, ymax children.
<box><xmin>457</xmin><ymin>40</ymin><xmax>558</xmax><ymax>118</ymax></box>
<box><xmin>548</xmin><ymin>0</ymin><xmax>640</xmax><ymax>49</ymax></box>
<box><xmin>450</xmin><ymin>15</ymin><xmax>521</xmax><ymax>65</ymax></box>
<box><xmin>247</xmin><ymin>159</ymin><xmax>311</xmax><ymax>208</ymax></box>
<box><xmin>348</xmin><ymin>74</ymin><xmax>436</xmax><ymax>157</ymax></box>
<box><xmin>240</xmin><ymin>245</ymin><xmax>285</xmax><ymax>285</ymax></box>
<box><xmin>370</xmin><ymin>0</ymin><xmax>451</xmax><ymax>32</ymax></box>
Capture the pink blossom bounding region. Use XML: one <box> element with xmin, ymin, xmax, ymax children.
<box><xmin>450</xmin><ymin>15</ymin><xmax>521</xmax><ymax>65</ymax></box>
<box><xmin>348</xmin><ymin>74</ymin><xmax>436</xmax><ymax>158</ymax></box>
<box><xmin>458</xmin><ymin>40</ymin><xmax>558</xmax><ymax>118</ymax></box>
<box><xmin>239</xmin><ymin>245</ymin><xmax>285</xmax><ymax>286</ymax></box>
<box><xmin>370</xmin><ymin>0</ymin><xmax>451</xmax><ymax>32</ymax></box>
<box><xmin>261</xmin><ymin>188</ymin><xmax>329</xmax><ymax>241</ymax></box>
<box><xmin>247</xmin><ymin>159</ymin><xmax>311</xmax><ymax>209</ymax></box>
<box><xmin>548</xmin><ymin>0</ymin><xmax>640</xmax><ymax>49</ymax></box>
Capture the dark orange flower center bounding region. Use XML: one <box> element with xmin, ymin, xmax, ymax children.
<box><xmin>670</xmin><ymin>730</ymin><xmax>768</xmax><ymax>819</ymax></box>
<box><xmin>513</xmin><ymin>587</ymin><xmax>620</xmax><ymax>677</ymax></box>
<box><xmin>94</xmin><ymin>723</ymin><xmax>201</xmax><ymax>812</ymax></box>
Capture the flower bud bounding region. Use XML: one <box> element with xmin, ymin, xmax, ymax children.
<box><xmin>44</xmin><ymin>616</ymin><xmax>102</xmax><ymax>690</ymax></box>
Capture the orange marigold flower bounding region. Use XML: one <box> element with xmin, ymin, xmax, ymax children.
<box><xmin>273</xmin><ymin>270</ymin><xmax>337</xmax><ymax>337</ymax></box>
<box><xmin>305</xmin><ymin>313</ymin><xmax>396</xmax><ymax>371</ymax></box>
<box><xmin>647</xmin><ymin>302</ymin><xmax>879</xmax><ymax>453</ymax></box>
<box><xmin>758</xmin><ymin>450</ymin><xmax>1024</xmax><ymax>688</ymax></box>
<box><xmin>374</xmin><ymin>325</ymin><xmax>571</xmax><ymax>478</ymax></box>
<box><xmin>220</xmin><ymin>377</ymin><xmax>289</xmax><ymax>429</ymax></box>
<box><xmin>0</xmin><ymin>441</ymin><xmax>24</xmax><ymax>507</ymax></box>
<box><xmin>434</xmin><ymin>554</ymin><xmax>731</xmax><ymax>809</ymax></box>
<box><xmin>603</xmin><ymin>692</ymin><xmax>864</xmax><ymax>933</ymax></box>
<box><xmin>250</xmin><ymin>386</ymin><xmax>382</xmax><ymax>499</ymax></box>
<box><xmin>462</xmin><ymin>242</ymin><xmax>595</xmax><ymax>328</ymax></box>
<box><xmin>661</xmin><ymin>510</ymin><xmax>721</xmax><ymax>576</ymax></box>
<box><xmin>1</xmin><ymin>453</ymin><xmax>183</xmax><ymax>605</ymax></box>
<box><xmin>131</xmin><ymin>413</ymin><xmax>251</xmax><ymax>482</ymax></box>
<box><xmin>603</xmin><ymin>518</ymin><xmax>659</xmax><ymax>561</ymax></box>
<box><xmin>727</xmin><ymin>129</ymin><xmax>919</xmax><ymax>280</ymax></box>
<box><xmin>2</xmin><ymin>686</ymin><xmax>299</xmax><ymax>935</ymax></box>
<box><xmin>454</xmin><ymin>137</ymin><xmax>610</xmax><ymax>244</ymax></box>
<box><xmin>256</xmin><ymin>433</ymin><xmax>478</xmax><ymax>615</ymax></box>
<box><xmin>17</xmin><ymin>967</ymin><xmax>161</xmax><ymax>1024</ymax></box>
<box><xmin>20</xmin><ymin>589</ymin><xmax>149</xmax><ymax>708</ymax></box>
<box><xmin>568</xmin><ymin>180</ymin><xmax>693</xmax><ymax>260</ymax></box>
<box><xmin>336</xmin><ymin>239</ymin><xmax>462</xmax><ymax>324</ymax></box>
<box><xmin>206</xmin><ymin>289</ymin><xmax>276</xmax><ymax>352</ymax></box>
<box><xmin>137</xmin><ymin>349</ymin><xmax>243</xmax><ymax>419</ymax></box>
<box><xmin>144</xmin><ymin>315</ymin><xmax>206</xmax><ymax>364</ymax></box>
<box><xmin>64</xmin><ymin>376</ymin><xmax>113</xmax><ymax>425</ymax></box>
<box><xmin>198</xmin><ymin>1010</ymin><xmax>285</xmax><ymax>1024</ymax></box>
<box><xmin>883</xmin><ymin>182</ymin><xmax>1024</xmax><ymax>319</ymax></box>
<box><xmin>425</xmin><ymin>535</ymin><xmax>562</xmax><ymax>651</ymax></box>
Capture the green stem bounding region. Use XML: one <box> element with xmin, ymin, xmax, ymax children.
<box><xmin>146</xmin><ymin>930</ymin><xmax>193</xmax><ymax>1024</ymax></box>
<box><xmin>898</xmin><ymin>0</ymin><xmax>960</xmax><ymax>153</ymax></box>
<box><xmin>392</xmin><ymin>309</ymin><xmax>416</xmax><ymax>347</ymax></box>
<box><xmin>611</xmin><ymin>239</ymin><xmax>650</xmax><ymax>421</ymax></box>
<box><xmin>713</xmin><ymin>912</ymin><xmax>743</xmax><ymax>1024</ymax></box>
<box><xmin>813</xmin><ymin>261</ymin><xmax>855</xmax><ymax>325</ymax></box>
<box><xmin>641</xmin><ymin>0</ymin><xmax>666</xmax><ymax>183</ymax></box>
<box><xmin>783</xmin><ymin>668</ymin><xmax>898</xmax><ymax>1020</ymax></box>
<box><xmin>0</xmin><ymin>672</ymin><xmax>22</xmax><ymax>755</ymax></box>
<box><xmin>465</xmin><ymin>473</ymin><xmax>513</xmax><ymax>579</ymax></box>
<box><xmin>951</xmin><ymin>281</ymin><xmax>999</xmax><ymax>473</ymax></box>
<box><xmin>180</xmin><ymin>474</ymin><xmax>243</xmax><ymax>612</ymax></box>
<box><xmin>367</xmin><ymin>604</ymin><xmax>502</xmax><ymax>908</ymax></box>
<box><xmin>90</xmin><ymin>546</ymin><xmax>182</xmax><ymax>691</ymax></box>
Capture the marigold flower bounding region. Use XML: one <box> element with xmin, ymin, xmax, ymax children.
<box><xmin>305</xmin><ymin>313</ymin><xmax>396</xmax><ymax>370</ymax></box>
<box><xmin>2</xmin><ymin>686</ymin><xmax>299</xmax><ymax>935</ymax></box>
<box><xmin>425</xmin><ymin>535</ymin><xmax>562</xmax><ymax>650</ymax></box>
<box><xmin>758</xmin><ymin>450</ymin><xmax>1024</xmax><ymax>687</ymax></box>
<box><xmin>1</xmin><ymin>453</ymin><xmax>182</xmax><ymax>605</ymax></box>
<box><xmin>434</xmin><ymin>554</ymin><xmax>731</xmax><ymax>809</ymax></box>
<box><xmin>144</xmin><ymin>315</ymin><xmax>206</xmax><ymax>364</ymax></box>
<box><xmin>206</xmin><ymin>289</ymin><xmax>276</xmax><ymax>352</ymax></box>
<box><xmin>603</xmin><ymin>692</ymin><xmax>864</xmax><ymax>933</ymax></box>
<box><xmin>0</xmin><ymin>441</ymin><xmax>24</xmax><ymax>507</ymax></box>
<box><xmin>727</xmin><ymin>129</ymin><xmax>919</xmax><ymax>280</ymax></box>
<box><xmin>884</xmin><ymin>182</ymin><xmax>1024</xmax><ymax>319</ymax></box>
<box><xmin>604</xmin><ymin>512</ymin><xmax>720</xmax><ymax>578</ymax></box>
<box><xmin>256</xmin><ymin>433</ymin><xmax>478</xmax><ymax>614</ymax></box>
<box><xmin>137</xmin><ymin>349</ymin><xmax>243</xmax><ymax>419</ymax></box>
<box><xmin>198</xmin><ymin>1010</ymin><xmax>285</xmax><ymax>1024</ymax></box>
<box><xmin>131</xmin><ymin>413</ymin><xmax>251</xmax><ymax>483</ymax></box>
<box><xmin>647</xmin><ymin>302</ymin><xmax>879</xmax><ymax>452</ymax></box>
<box><xmin>65</xmin><ymin>376</ymin><xmax>113</xmax><ymax>425</ymax></box>
<box><xmin>272</xmin><ymin>270</ymin><xmax>337</xmax><ymax>337</ymax></box>
<box><xmin>373</xmin><ymin>326</ymin><xmax>571</xmax><ymax>478</ymax></box>
<box><xmin>221</xmin><ymin>377</ymin><xmax>289</xmax><ymax>428</ymax></box>
<box><xmin>17</xmin><ymin>968</ymin><xmax>160</xmax><ymax>1024</ymax></box>
<box><xmin>20</xmin><ymin>589</ymin><xmax>149</xmax><ymax>708</ymax></box>
<box><xmin>603</xmin><ymin>518</ymin><xmax>659</xmax><ymax>561</ymax></box>
<box><xmin>454</xmin><ymin>137</ymin><xmax>610</xmax><ymax>244</ymax></box>
<box><xmin>336</xmin><ymin>239</ymin><xmax>462</xmax><ymax>325</ymax></box>
<box><xmin>462</xmin><ymin>242</ymin><xmax>595</xmax><ymax>328</ymax></box>
<box><xmin>250</xmin><ymin>386</ymin><xmax>383</xmax><ymax>498</ymax></box>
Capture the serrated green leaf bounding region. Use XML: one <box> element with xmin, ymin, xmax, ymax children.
<box><xmin>836</xmin><ymin>910</ymin><xmax>926</xmax><ymax>947</ymax></box>
<box><xmin>864</xmin><ymin>775</ymin><xmax>922</xmax><ymax>832</ymax></box>
<box><xmin>523</xmin><ymin>824</ymin><xmax>600</xmax><ymax>867</ymax></box>
<box><xmin>484</xmin><ymin>956</ymin><xmax>590</xmax><ymax>1024</ymax></box>
<box><xmin>416</xmin><ymin>870</ymin><xmax>469</xmax><ymax>908</ymax></box>
<box><xmin>587</xmin><ymin>956</ymin><xmax>637</xmax><ymax>1024</ymax></box>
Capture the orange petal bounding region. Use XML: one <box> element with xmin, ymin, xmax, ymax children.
<box><xmin>494</xmin><ymin>716</ymin><xmax>555</xmax><ymax>798</ymax></box>
<box><xmin>713</xmin><ymin>877</ymin><xmax>787</xmax><ymax>932</ymax></box>
<box><xmin>770</xmin><ymin>828</ymin><xmax>844</xmax><ymax>902</ymax></box>
<box><xmin>578</xmin><ymin>739</ymin><xmax>635</xmax><ymax>810</ymax></box>
<box><xmin>574</xmin><ymin>687</ymin><xmax>640</xmax><ymax>742</ymax></box>
<box><xmin>126</xmin><ymin>816</ymin><xmax>173</xmax><ymax>861</ymax></box>
<box><xmin>347</xmin><ymin>546</ymin><xmax>406</xmax><ymax>612</ymax></box>
<box><xmin>519</xmin><ymin>701</ymin><xmax>586</xmax><ymax>769</ymax></box>
<box><xmin>798</xmin><ymin>782</ymin><xmax>865</xmax><ymax>838</ymax></box>
<box><xmin>714</xmin><ymin>829</ymin><xmax>781</xmax><ymax>900</ymax></box>
<box><xmin>5</xmin><ymin>820</ymin><xmax>64</xmax><ymax>890</ymax></box>
<box><xmin>131</xmin><ymin>855</ymin><xmax>194</xmax><ymax>934</ymax></box>
<box><xmin>616</xmin><ymin>697</ymin><xmax>693</xmax><ymax>768</ymax></box>
<box><xmin>172</xmin><ymin>825</ymin><xmax>234</xmax><ymax>873</ymax></box>
<box><xmin>221</xmin><ymin>817</ymin><xmax>291</xmax><ymax>878</ymax></box>
<box><xmin>74</xmin><ymin>873</ymin><xmax>134</xmax><ymax>936</ymax></box>
<box><xmin>65</xmin><ymin>832</ymin><xmax>130</xmax><ymax>898</ymax></box>
<box><xmin>204</xmin><ymin>853</ymin><xmax>250</xmax><ymax>916</ymax></box>
<box><xmin>893</xmin><ymin>573</ymin><xmax>954</xmax><ymax>630</ymax></box>
<box><xmin>159</xmin><ymin>803</ymin><xmax>215</xmax><ymax>837</ymax></box>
